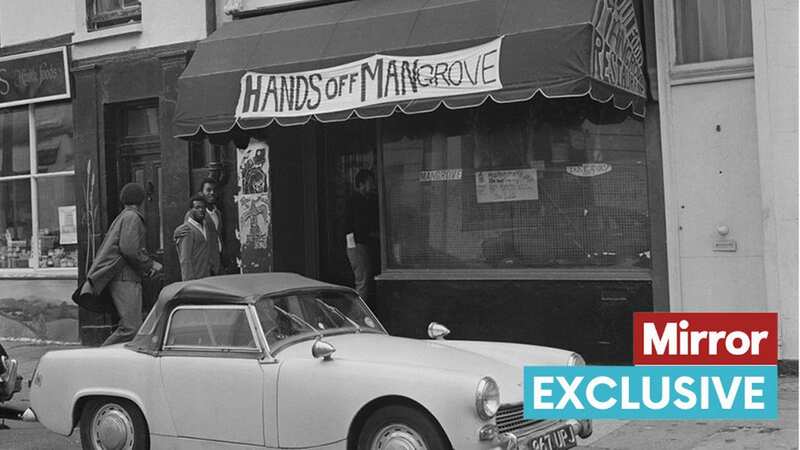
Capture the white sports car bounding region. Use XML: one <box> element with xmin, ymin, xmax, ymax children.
<box><xmin>28</xmin><ymin>273</ymin><xmax>591</xmax><ymax>450</ymax></box>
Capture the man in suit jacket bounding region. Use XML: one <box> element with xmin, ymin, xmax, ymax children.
<box><xmin>174</xmin><ymin>194</ymin><xmax>212</xmax><ymax>281</ymax></box>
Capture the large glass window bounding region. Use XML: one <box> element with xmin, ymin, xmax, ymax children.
<box><xmin>674</xmin><ymin>0</ymin><xmax>753</xmax><ymax>64</ymax></box>
<box><xmin>382</xmin><ymin>100</ymin><xmax>650</xmax><ymax>270</ymax></box>
<box><xmin>0</xmin><ymin>103</ymin><xmax>76</xmax><ymax>271</ymax></box>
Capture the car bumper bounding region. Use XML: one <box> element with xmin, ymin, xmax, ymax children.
<box><xmin>490</xmin><ymin>419</ymin><xmax>592</xmax><ymax>450</ymax></box>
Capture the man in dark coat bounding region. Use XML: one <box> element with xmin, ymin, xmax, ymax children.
<box><xmin>82</xmin><ymin>183</ymin><xmax>162</xmax><ymax>346</ymax></box>
<box><xmin>343</xmin><ymin>169</ymin><xmax>380</xmax><ymax>306</ymax></box>
<box><xmin>174</xmin><ymin>194</ymin><xmax>212</xmax><ymax>281</ymax></box>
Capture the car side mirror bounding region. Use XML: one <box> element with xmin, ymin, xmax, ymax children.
<box><xmin>427</xmin><ymin>322</ymin><xmax>450</xmax><ymax>340</ymax></box>
<box><xmin>312</xmin><ymin>338</ymin><xmax>336</xmax><ymax>361</ymax></box>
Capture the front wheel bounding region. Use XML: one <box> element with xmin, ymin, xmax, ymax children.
<box><xmin>357</xmin><ymin>404</ymin><xmax>450</xmax><ymax>450</ymax></box>
<box><xmin>79</xmin><ymin>397</ymin><xmax>149</xmax><ymax>450</ymax></box>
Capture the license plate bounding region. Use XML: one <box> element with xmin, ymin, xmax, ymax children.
<box><xmin>527</xmin><ymin>425</ymin><xmax>577</xmax><ymax>450</ymax></box>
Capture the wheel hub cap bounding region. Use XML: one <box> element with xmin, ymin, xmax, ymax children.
<box><xmin>92</xmin><ymin>404</ymin><xmax>134</xmax><ymax>450</ymax></box>
<box><xmin>372</xmin><ymin>424</ymin><xmax>427</xmax><ymax>450</ymax></box>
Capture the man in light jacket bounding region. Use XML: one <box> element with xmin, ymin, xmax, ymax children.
<box><xmin>82</xmin><ymin>183</ymin><xmax>163</xmax><ymax>346</ymax></box>
<box><xmin>179</xmin><ymin>177</ymin><xmax>222</xmax><ymax>275</ymax></box>
<box><xmin>174</xmin><ymin>194</ymin><xmax>212</xmax><ymax>281</ymax></box>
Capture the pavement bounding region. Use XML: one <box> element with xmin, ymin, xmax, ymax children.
<box><xmin>0</xmin><ymin>340</ymin><xmax>798</xmax><ymax>449</ymax></box>
<box><xmin>579</xmin><ymin>376</ymin><xmax>798</xmax><ymax>449</ymax></box>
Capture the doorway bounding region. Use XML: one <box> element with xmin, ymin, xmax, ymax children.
<box><xmin>318</xmin><ymin>120</ymin><xmax>378</xmax><ymax>290</ymax></box>
<box><xmin>106</xmin><ymin>100</ymin><xmax>164</xmax><ymax>311</ymax></box>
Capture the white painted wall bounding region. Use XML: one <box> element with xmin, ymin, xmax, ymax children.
<box><xmin>751</xmin><ymin>0</ymin><xmax>798</xmax><ymax>359</ymax></box>
<box><xmin>655</xmin><ymin>0</ymin><xmax>797</xmax><ymax>359</ymax></box>
<box><xmin>71</xmin><ymin>0</ymin><xmax>208</xmax><ymax>60</ymax></box>
<box><xmin>0</xmin><ymin>1</ymin><xmax>208</xmax><ymax>57</ymax></box>
<box><xmin>0</xmin><ymin>0</ymin><xmax>75</xmax><ymax>46</ymax></box>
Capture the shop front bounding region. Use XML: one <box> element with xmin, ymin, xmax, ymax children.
<box><xmin>0</xmin><ymin>44</ymin><xmax>80</xmax><ymax>343</ymax></box>
<box><xmin>174</xmin><ymin>0</ymin><xmax>664</xmax><ymax>362</ymax></box>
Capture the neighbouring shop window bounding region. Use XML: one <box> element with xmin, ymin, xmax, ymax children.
<box><xmin>381</xmin><ymin>100</ymin><xmax>650</xmax><ymax>270</ymax></box>
<box><xmin>674</xmin><ymin>0</ymin><xmax>753</xmax><ymax>64</ymax></box>
<box><xmin>87</xmin><ymin>0</ymin><xmax>141</xmax><ymax>31</ymax></box>
<box><xmin>0</xmin><ymin>103</ymin><xmax>77</xmax><ymax>270</ymax></box>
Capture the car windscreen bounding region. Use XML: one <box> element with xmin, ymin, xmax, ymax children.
<box><xmin>255</xmin><ymin>290</ymin><xmax>384</xmax><ymax>350</ymax></box>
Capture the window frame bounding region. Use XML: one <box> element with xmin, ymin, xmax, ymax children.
<box><xmin>0</xmin><ymin>103</ymin><xmax>77</xmax><ymax>276</ymax></box>
<box><xmin>666</xmin><ymin>0</ymin><xmax>754</xmax><ymax>85</ymax></box>
<box><xmin>85</xmin><ymin>0</ymin><xmax>142</xmax><ymax>31</ymax></box>
<box><xmin>162</xmin><ymin>304</ymin><xmax>265</xmax><ymax>356</ymax></box>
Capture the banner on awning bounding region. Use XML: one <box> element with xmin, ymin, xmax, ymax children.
<box><xmin>236</xmin><ymin>38</ymin><xmax>503</xmax><ymax>119</ymax></box>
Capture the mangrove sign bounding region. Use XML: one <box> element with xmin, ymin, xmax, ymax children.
<box><xmin>235</xmin><ymin>38</ymin><xmax>503</xmax><ymax>118</ymax></box>
<box><xmin>0</xmin><ymin>47</ymin><xmax>70</xmax><ymax>109</ymax></box>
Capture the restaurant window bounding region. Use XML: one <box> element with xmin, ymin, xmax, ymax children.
<box><xmin>381</xmin><ymin>100</ymin><xmax>649</xmax><ymax>270</ymax></box>
<box><xmin>0</xmin><ymin>103</ymin><xmax>77</xmax><ymax>270</ymax></box>
<box><xmin>87</xmin><ymin>0</ymin><xmax>142</xmax><ymax>31</ymax></box>
<box><xmin>674</xmin><ymin>0</ymin><xmax>753</xmax><ymax>64</ymax></box>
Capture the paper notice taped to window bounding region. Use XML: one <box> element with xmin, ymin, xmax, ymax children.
<box><xmin>475</xmin><ymin>168</ymin><xmax>539</xmax><ymax>203</ymax></box>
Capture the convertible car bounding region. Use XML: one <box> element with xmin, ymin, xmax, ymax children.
<box><xmin>28</xmin><ymin>273</ymin><xmax>591</xmax><ymax>450</ymax></box>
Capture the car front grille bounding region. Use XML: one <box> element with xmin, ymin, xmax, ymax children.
<box><xmin>496</xmin><ymin>403</ymin><xmax>550</xmax><ymax>436</ymax></box>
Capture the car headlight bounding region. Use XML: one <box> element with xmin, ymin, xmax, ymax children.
<box><xmin>567</xmin><ymin>352</ymin><xmax>585</xmax><ymax>366</ymax></box>
<box><xmin>475</xmin><ymin>376</ymin><xmax>500</xmax><ymax>420</ymax></box>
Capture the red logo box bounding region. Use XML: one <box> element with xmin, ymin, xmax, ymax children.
<box><xmin>634</xmin><ymin>312</ymin><xmax>778</xmax><ymax>365</ymax></box>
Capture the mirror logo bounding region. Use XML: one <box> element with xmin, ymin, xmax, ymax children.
<box><xmin>524</xmin><ymin>313</ymin><xmax>779</xmax><ymax>419</ymax></box>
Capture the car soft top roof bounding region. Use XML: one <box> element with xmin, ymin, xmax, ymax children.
<box><xmin>126</xmin><ymin>273</ymin><xmax>350</xmax><ymax>354</ymax></box>
<box><xmin>158</xmin><ymin>272</ymin><xmax>343</xmax><ymax>303</ymax></box>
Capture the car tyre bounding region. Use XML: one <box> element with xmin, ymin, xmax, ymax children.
<box><xmin>357</xmin><ymin>404</ymin><xmax>450</xmax><ymax>450</ymax></box>
<box><xmin>79</xmin><ymin>397</ymin><xmax>149</xmax><ymax>450</ymax></box>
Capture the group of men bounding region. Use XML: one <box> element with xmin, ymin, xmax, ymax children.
<box><xmin>173</xmin><ymin>178</ymin><xmax>225</xmax><ymax>281</ymax></box>
<box><xmin>82</xmin><ymin>168</ymin><xmax>378</xmax><ymax>346</ymax></box>
<box><xmin>82</xmin><ymin>178</ymin><xmax>225</xmax><ymax>346</ymax></box>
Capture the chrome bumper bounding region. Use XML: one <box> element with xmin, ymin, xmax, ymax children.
<box><xmin>490</xmin><ymin>419</ymin><xmax>592</xmax><ymax>450</ymax></box>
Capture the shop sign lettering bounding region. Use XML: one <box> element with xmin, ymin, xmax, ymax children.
<box><xmin>0</xmin><ymin>47</ymin><xmax>70</xmax><ymax>109</ymax></box>
<box><xmin>419</xmin><ymin>169</ymin><xmax>462</xmax><ymax>182</ymax></box>
<box><xmin>475</xmin><ymin>168</ymin><xmax>538</xmax><ymax>203</ymax></box>
<box><xmin>566</xmin><ymin>163</ymin><xmax>612</xmax><ymax>177</ymax></box>
<box><xmin>590</xmin><ymin>0</ymin><xmax>645</xmax><ymax>96</ymax></box>
<box><xmin>236</xmin><ymin>38</ymin><xmax>503</xmax><ymax>118</ymax></box>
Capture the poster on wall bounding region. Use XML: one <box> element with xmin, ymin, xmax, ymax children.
<box><xmin>475</xmin><ymin>168</ymin><xmax>539</xmax><ymax>203</ymax></box>
<box><xmin>237</xmin><ymin>139</ymin><xmax>270</xmax><ymax>194</ymax></box>
<box><xmin>236</xmin><ymin>138</ymin><xmax>272</xmax><ymax>273</ymax></box>
<box><xmin>58</xmin><ymin>205</ymin><xmax>77</xmax><ymax>245</ymax></box>
<box><xmin>236</xmin><ymin>193</ymin><xmax>272</xmax><ymax>272</ymax></box>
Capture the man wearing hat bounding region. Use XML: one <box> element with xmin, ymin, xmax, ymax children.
<box><xmin>81</xmin><ymin>182</ymin><xmax>163</xmax><ymax>345</ymax></box>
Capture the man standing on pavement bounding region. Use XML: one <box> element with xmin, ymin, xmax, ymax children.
<box><xmin>83</xmin><ymin>182</ymin><xmax>163</xmax><ymax>346</ymax></box>
<box><xmin>183</xmin><ymin>177</ymin><xmax>223</xmax><ymax>275</ymax></box>
<box><xmin>344</xmin><ymin>169</ymin><xmax>380</xmax><ymax>306</ymax></box>
<box><xmin>174</xmin><ymin>194</ymin><xmax>212</xmax><ymax>281</ymax></box>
